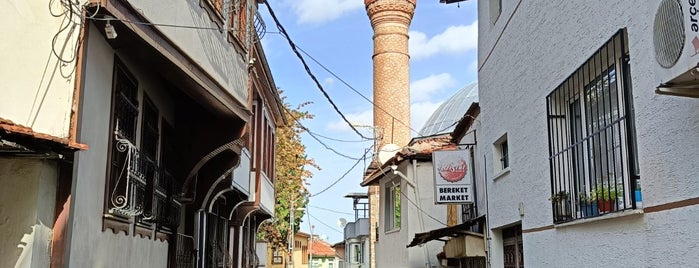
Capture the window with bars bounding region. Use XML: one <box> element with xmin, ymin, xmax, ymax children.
<box><xmin>105</xmin><ymin>58</ymin><xmax>178</xmax><ymax>231</ymax></box>
<box><xmin>384</xmin><ymin>181</ymin><xmax>401</xmax><ymax>232</ymax></box>
<box><xmin>546</xmin><ymin>29</ymin><xmax>639</xmax><ymax>223</ymax></box>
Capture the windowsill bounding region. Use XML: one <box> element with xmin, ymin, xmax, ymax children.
<box><xmin>554</xmin><ymin>209</ymin><xmax>644</xmax><ymax>228</ymax></box>
<box><xmin>492</xmin><ymin>167</ymin><xmax>511</xmax><ymax>181</ymax></box>
<box><xmin>385</xmin><ymin>228</ymin><xmax>400</xmax><ymax>235</ymax></box>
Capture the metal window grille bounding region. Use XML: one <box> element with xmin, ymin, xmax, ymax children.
<box><xmin>546</xmin><ymin>29</ymin><xmax>639</xmax><ymax>223</ymax></box>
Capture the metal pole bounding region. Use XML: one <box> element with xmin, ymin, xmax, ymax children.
<box><xmin>288</xmin><ymin>199</ymin><xmax>294</xmax><ymax>268</ymax></box>
<box><xmin>308</xmin><ymin>225</ymin><xmax>314</xmax><ymax>268</ymax></box>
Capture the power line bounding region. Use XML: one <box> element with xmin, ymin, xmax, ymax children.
<box><xmin>308</xmin><ymin>205</ymin><xmax>354</xmax><ymax>216</ymax></box>
<box><xmin>310</xmin><ymin>145</ymin><xmax>373</xmax><ymax>197</ymax></box>
<box><xmin>295</xmin><ymin>45</ymin><xmax>420</xmax><ymax>136</ymax></box>
<box><xmin>87</xmin><ymin>15</ymin><xmax>281</xmax><ymax>34</ymax></box>
<box><xmin>307</xmin><ymin>211</ymin><xmax>343</xmax><ymax>234</ymax></box>
<box><xmin>263</xmin><ymin>1</ymin><xmax>372</xmax><ymax>141</ymax></box>
<box><xmin>378</xmin><ymin>169</ymin><xmax>447</xmax><ymax>226</ymax></box>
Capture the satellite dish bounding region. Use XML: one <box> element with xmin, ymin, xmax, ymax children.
<box><xmin>377</xmin><ymin>144</ymin><xmax>400</xmax><ymax>164</ymax></box>
<box><xmin>337</xmin><ymin>218</ymin><xmax>347</xmax><ymax>228</ymax></box>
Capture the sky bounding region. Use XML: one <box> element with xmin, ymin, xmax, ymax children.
<box><xmin>259</xmin><ymin>0</ymin><xmax>479</xmax><ymax>244</ymax></box>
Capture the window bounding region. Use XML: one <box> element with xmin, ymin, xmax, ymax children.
<box><xmin>350</xmin><ymin>243</ymin><xmax>362</xmax><ymax>264</ymax></box>
<box><xmin>105</xmin><ymin>59</ymin><xmax>177</xmax><ymax>232</ymax></box>
<box><xmin>272</xmin><ymin>249</ymin><xmax>283</xmax><ymax>264</ymax></box>
<box><xmin>546</xmin><ymin>30</ymin><xmax>639</xmax><ymax>223</ymax></box>
<box><xmin>384</xmin><ymin>181</ymin><xmax>401</xmax><ymax>232</ymax></box>
<box><xmin>493</xmin><ymin>134</ymin><xmax>509</xmax><ymax>175</ymax></box>
<box><xmin>489</xmin><ymin>0</ymin><xmax>501</xmax><ymax>24</ymax></box>
<box><xmin>200</xmin><ymin>0</ymin><xmax>225</xmax><ymax>28</ymax></box>
<box><xmin>229</xmin><ymin>0</ymin><xmax>249</xmax><ymax>49</ymax></box>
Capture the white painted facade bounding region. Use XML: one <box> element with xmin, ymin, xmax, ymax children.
<box><xmin>476</xmin><ymin>0</ymin><xmax>699</xmax><ymax>267</ymax></box>
<box><xmin>0</xmin><ymin>159</ymin><xmax>57</xmax><ymax>268</ymax></box>
<box><xmin>375</xmin><ymin>161</ymin><xmax>447</xmax><ymax>268</ymax></box>
<box><xmin>1</xmin><ymin>0</ymin><xmax>81</xmax><ymax>138</ymax></box>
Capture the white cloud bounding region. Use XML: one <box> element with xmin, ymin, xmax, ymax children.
<box><xmin>409</xmin><ymin>21</ymin><xmax>478</xmax><ymax>60</ymax></box>
<box><xmin>325</xmin><ymin>109</ymin><xmax>373</xmax><ymax>132</ymax></box>
<box><xmin>410</xmin><ymin>73</ymin><xmax>456</xmax><ymax>102</ymax></box>
<box><xmin>411</xmin><ymin>101</ymin><xmax>443</xmax><ymax>131</ymax></box>
<box><xmin>323</xmin><ymin>77</ymin><xmax>335</xmax><ymax>87</ymax></box>
<box><xmin>286</xmin><ymin>0</ymin><xmax>364</xmax><ymax>24</ymax></box>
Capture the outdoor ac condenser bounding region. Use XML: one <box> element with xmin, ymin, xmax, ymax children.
<box><xmin>653</xmin><ymin>0</ymin><xmax>699</xmax><ymax>97</ymax></box>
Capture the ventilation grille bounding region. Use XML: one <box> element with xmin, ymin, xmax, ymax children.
<box><xmin>654</xmin><ymin>0</ymin><xmax>685</xmax><ymax>68</ymax></box>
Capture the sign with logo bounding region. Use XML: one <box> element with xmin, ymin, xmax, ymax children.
<box><xmin>433</xmin><ymin>150</ymin><xmax>473</xmax><ymax>204</ymax></box>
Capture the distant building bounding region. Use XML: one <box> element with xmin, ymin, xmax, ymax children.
<box><xmin>341</xmin><ymin>193</ymin><xmax>370</xmax><ymax>268</ymax></box>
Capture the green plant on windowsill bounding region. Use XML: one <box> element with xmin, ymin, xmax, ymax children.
<box><xmin>549</xmin><ymin>191</ymin><xmax>570</xmax><ymax>203</ymax></box>
<box><xmin>549</xmin><ymin>191</ymin><xmax>571</xmax><ymax>221</ymax></box>
<box><xmin>591</xmin><ymin>184</ymin><xmax>624</xmax><ymax>213</ymax></box>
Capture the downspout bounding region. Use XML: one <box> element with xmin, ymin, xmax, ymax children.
<box><xmin>411</xmin><ymin>159</ymin><xmax>430</xmax><ymax>268</ymax></box>
<box><xmin>483</xmin><ymin>155</ymin><xmax>491</xmax><ymax>268</ymax></box>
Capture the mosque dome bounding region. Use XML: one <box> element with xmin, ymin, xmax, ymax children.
<box><xmin>417</xmin><ymin>82</ymin><xmax>478</xmax><ymax>137</ymax></box>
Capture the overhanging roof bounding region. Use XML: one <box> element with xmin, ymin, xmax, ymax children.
<box><xmin>407</xmin><ymin>215</ymin><xmax>485</xmax><ymax>248</ymax></box>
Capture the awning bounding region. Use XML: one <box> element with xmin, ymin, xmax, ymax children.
<box><xmin>407</xmin><ymin>215</ymin><xmax>485</xmax><ymax>248</ymax></box>
<box><xmin>656</xmin><ymin>64</ymin><xmax>699</xmax><ymax>98</ymax></box>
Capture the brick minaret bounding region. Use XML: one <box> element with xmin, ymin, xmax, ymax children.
<box><xmin>364</xmin><ymin>1</ymin><xmax>415</xmax><ymax>267</ymax></box>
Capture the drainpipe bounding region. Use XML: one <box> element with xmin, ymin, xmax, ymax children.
<box><xmin>483</xmin><ymin>155</ymin><xmax>491</xmax><ymax>268</ymax></box>
<box><xmin>391</xmin><ymin>161</ymin><xmax>431</xmax><ymax>268</ymax></box>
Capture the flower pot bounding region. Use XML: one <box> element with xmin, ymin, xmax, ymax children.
<box><xmin>597</xmin><ymin>199</ymin><xmax>616</xmax><ymax>213</ymax></box>
<box><xmin>553</xmin><ymin>200</ymin><xmax>572</xmax><ymax>221</ymax></box>
<box><xmin>580</xmin><ymin>202</ymin><xmax>599</xmax><ymax>217</ymax></box>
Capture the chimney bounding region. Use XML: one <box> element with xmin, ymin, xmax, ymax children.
<box><xmin>365</xmin><ymin>0</ymin><xmax>416</xmax><ymax>151</ymax></box>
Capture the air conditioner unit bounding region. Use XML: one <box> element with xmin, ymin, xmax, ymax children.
<box><xmin>653</xmin><ymin>0</ymin><xmax>699</xmax><ymax>97</ymax></box>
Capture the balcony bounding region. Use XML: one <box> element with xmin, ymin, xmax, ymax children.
<box><xmin>232</xmin><ymin>148</ymin><xmax>251</xmax><ymax>197</ymax></box>
<box><xmin>259</xmin><ymin>172</ymin><xmax>274</xmax><ymax>216</ymax></box>
<box><xmin>344</xmin><ymin>218</ymin><xmax>370</xmax><ymax>240</ymax></box>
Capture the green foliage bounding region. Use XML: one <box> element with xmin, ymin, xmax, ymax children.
<box><xmin>591</xmin><ymin>184</ymin><xmax>623</xmax><ymax>201</ymax></box>
<box><xmin>257</xmin><ymin>92</ymin><xmax>318</xmax><ymax>252</ymax></box>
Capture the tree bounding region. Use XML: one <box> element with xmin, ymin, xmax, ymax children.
<box><xmin>258</xmin><ymin>92</ymin><xmax>318</xmax><ymax>252</ymax></box>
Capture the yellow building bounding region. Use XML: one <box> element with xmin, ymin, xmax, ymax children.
<box><xmin>266</xmin><ymin>232</ymin><xmax>337</xmax><ymax>268</ymax></box>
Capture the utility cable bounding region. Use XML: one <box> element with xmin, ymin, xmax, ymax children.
<box><xmin>86</xmin><ymin>15</ymin><xmax>280</xmax><ymax>34</ymax></box>
<box><xmin>310</xmin><ymin>145</ymin><xmax>373</xmax><ymax>197</ymax></box>
<box><xmin>263</xmin><ymin>1</ymin><xmax>372</xmax><ymax>141</ymax></box>
<box><xmin>295</xmin><ymin>45</ymin><xmax>420</xmax><ymax>136</ymax></box>
<box><xmin>307</xmin><ymin>211</ymin><xmax>343</xmax><ymax>234</ymax></box>
<box><xmin>308</xmin><ymin>205</ymin><xmax>354</xmax><ymax>216</ymax></box>
<box><xmin>378</xmin><ymin>168</ymin><xmax>447</xmax><ymax>226</ymax></box>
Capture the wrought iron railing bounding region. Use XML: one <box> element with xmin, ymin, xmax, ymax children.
<box><xmin>109</xmin><ymin>132</ymin><xmax>146</xmax><ymax>217</ymax></box>
<box><xmin>176</xmin><ymin>233</ymin><xmax>196</xmax><ymax>268</ymax></box>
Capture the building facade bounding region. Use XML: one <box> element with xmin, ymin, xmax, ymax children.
<box><xmin>2</xmin><ymin>0</ymin><xmax>280</xmax><ymax>267</ymax></box>
<box><xmin>476</xmin><ymin>0</ymin><xmax>699</xmax><ymax>267</ymax></box>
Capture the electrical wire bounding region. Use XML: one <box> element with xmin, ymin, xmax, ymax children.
<box><xmin>378</xmin><ymin>168</ymin><xmax>447</xmax><ymax>226</ymax></box>
<box><xmin>263</xmin><ymin>1</ymin><xmax>372</xmax><ymax>141</ymax></box>
<box><xmin>310</xmin><ymin>145</ymin><xmax>374</xmax><ymax>197</ymax></box>
<box><xmin>295</xmin><ymin>45</ymin><xmax>421</xmax><ymax>136</ymax></box>
<box><xmin>308</xmin><ymin>205</ymin><xmax>354</xmax><ymax>216</ymax></box>
<box><xmin>307</xmin><ymin>211</ymin><xmax>343</xmax><ymax>234</ymax></box>
<box><xmin>87</xmin><ymin>16</ymin><xmax>281</xmax><ymax>34</ymax></box>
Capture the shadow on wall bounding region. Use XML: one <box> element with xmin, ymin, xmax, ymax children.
<box><xmin>186</xmin><ymin>0</ymin><xmax>247</xmax><ymax>98</ymax></box>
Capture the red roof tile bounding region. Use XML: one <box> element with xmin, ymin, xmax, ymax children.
<box><xmin>0</xmin><ymin>117</ymin><xmax>87</xmax><ymax>151</ymax></box>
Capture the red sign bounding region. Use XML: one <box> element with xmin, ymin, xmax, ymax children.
<box><xmin>438</xmin><ymin>158</ymin><xmax>467</xmax><ymax>182</ymax></box>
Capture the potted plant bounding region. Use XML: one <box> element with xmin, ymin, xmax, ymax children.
<box><xmin>592</xmin><ymin>184</ymin><xmax>624</xmax><ymax>213</ymax></box>
<box><xmin>578</xmin><ymin>192</ymin><xmax>599</xmax><ymax>217</ymax></box>
<box><xmin>549</xmin><ymin>191</ymin><xmax>571</xmax><ymax>221</ymax></box>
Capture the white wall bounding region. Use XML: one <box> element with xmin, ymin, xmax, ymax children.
<box><xmin>477</xmin><ymin>0</ymin><xmax>699</xmax><ymax>267</ymax></box>
<box><xmin>0</xmin><ymin>158</ymin><xmax>57</xmax><ymax>268</ymax></box>
<box><xmin>0</xmin><ymin>0</ymin><xmax>84</xmax><ymax>138</ymax></box>
<box><xmin>65</xmin><ymin>24</ymin><xmax>168</xmax><ymax>268</ymax></box>
<box><xmin>375</xmin><ymin>160</ymin><xmax>446</xmax><ymax>268</ymax></box>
